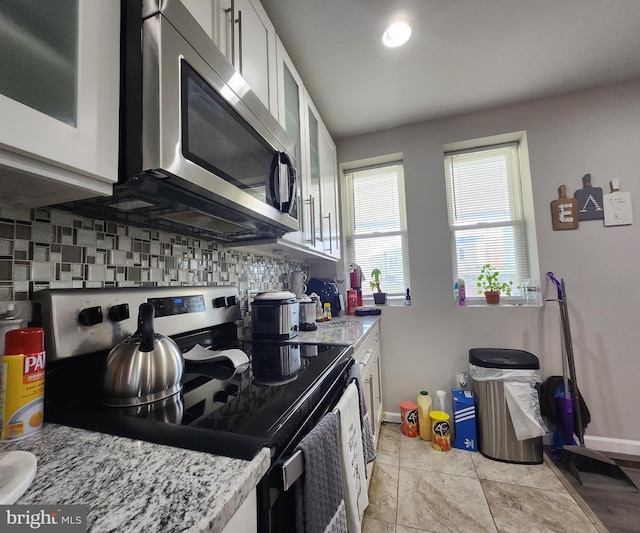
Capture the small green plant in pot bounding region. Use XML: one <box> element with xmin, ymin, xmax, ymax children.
<box><xmin>476</xmin><ymin>264</ymin><xmax>513</xmax><ymax>304</ymax></box>
<box><xmin>370</xmin><ymin>268</ymin><xmax>387</xmax><ymax>305</ymax></box>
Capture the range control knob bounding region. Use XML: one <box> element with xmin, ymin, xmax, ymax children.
<box><xmin>213</xmin><ymin>297</ymin><xmax>227</xmax><ymax>308</ymax></box>
<box><xmin>108</xmin><ymin>303</ymin><xmax>130</xmax><ymax>322</ymax></box>
<box><xmin>78</xmin><ymin>306</ymin><xmax>103</xmax><ymax>327</ymax></box>
<box><xmin>226</xmin><ymin>296</ymin><xmax>237</xmax><ymax>307</ymax></box>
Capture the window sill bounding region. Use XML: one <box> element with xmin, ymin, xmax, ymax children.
<box><xmin>458</xmin><ymin>301</ymin><xmax>542</xmax><ymax>308</ymax></box>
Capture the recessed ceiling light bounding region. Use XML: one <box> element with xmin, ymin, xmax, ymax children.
<box><xmin>382</xmin><ymin>19</ymin><xmax>412</xmax><ymax>48</ymax></box>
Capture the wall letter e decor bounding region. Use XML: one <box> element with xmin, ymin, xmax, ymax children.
<box><xmin>551</xmin><ymin>185</ymin><xmax>579</xmax><ymax>230</ymax></box>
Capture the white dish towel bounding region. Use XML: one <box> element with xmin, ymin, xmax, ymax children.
<box><xmin>336</xmin><ymin>382</ymin><xmax>369</xmax><ymax>533</ymax></box>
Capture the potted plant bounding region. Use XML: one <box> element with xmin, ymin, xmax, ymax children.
<box><xmin>370</xmin><ymin>268</ymin><xmax>387</xmax><ymax>305</ymax></box>
<box><xmin>476</xmin><ymin>264</ymin><xmax>514</xmax><ymax>305</ymax></box>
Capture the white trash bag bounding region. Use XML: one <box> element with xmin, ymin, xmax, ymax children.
<box><xmin>469</xmin><ymin>364</ymin><xmax>548</xmax><ymax>441</ymax></box>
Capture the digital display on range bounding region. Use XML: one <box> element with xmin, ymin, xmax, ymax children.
<box><xmin>147</xmin><ymin>295</ymin><xmax>205</xmax><ymax>317</ymax></box>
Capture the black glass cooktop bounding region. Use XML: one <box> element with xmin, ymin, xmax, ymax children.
<box><xmin>44</xmin><ymin>340</ymin><xmax>352</xmax><ymax>461</ymax></box>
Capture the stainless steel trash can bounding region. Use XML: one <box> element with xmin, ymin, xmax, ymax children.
<box><xmin>470</xmin><ymin>348</ymin><xmax>543</xmax><ymax>464</ymax></box>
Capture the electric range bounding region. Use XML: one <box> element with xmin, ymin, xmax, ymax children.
<box><xmin>32</xmin><ymin>286</ymin><xmax>354</xmax><ymax>532</ymax></box>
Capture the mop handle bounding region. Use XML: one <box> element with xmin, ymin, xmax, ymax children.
<box><xmin>548</xmin><ymin>273</ymin><xmax>571</xmax><ymax>399</ymax></box>
<box><xmin>560</xmin><ymin>279</ymin><xmax>586</xmax><ymax>447</ymax></box>
<box><xmin>546</xmin><ymin>272</ymin><xmax>563</xmax><ymax>300</ymax></box>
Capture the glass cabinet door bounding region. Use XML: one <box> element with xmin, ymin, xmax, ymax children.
<box><xmin>282</xmin><ymin>63</ymin><xmax>303</xmax><ymax>230</ymax></box>
<box><xmin>308</xmin><ymin>107</ymin><xmax>323</xmax><ymax>248</ymax></box>
<box><xmin>0</xmin><ymin>0</ymin><xmax>79</xmax><ymax>127</ymax></box>
<box><xmin>0</xmin><ymin>0</ymin><xmax>120</xmax><ymax>193</ymax></box>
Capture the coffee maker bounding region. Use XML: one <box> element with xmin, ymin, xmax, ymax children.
<box><xmin>306</xmin><ymin>278</ymin><xmax>342</xmax><ymax>317</ymax></box>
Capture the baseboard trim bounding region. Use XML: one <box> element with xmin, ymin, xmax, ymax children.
<box><xmin>383</xmin><ymin>411</ymin><xmax>401</xmax><ymax>424</ymax></box>
<box><xmin>584</xmin><ymin>436</ymin><xmax>640</xmax><ymax>457</ymax></box>
<box><xmin>384</xmin><ymin>411</ymin><xmax>640</xmax><ymax>457</ymax></box>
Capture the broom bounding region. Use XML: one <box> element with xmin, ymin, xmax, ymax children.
<box><xmin>548</xmin><ymin>273</ymin><xmax>638</xmax><ymax>491</ymax></box>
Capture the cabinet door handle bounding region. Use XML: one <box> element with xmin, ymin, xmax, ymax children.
<box><xmin>376</xmin><ymin>356</ymin><xmax>382</xmax><ymax>400</ymax></box>
<box><xmin>304</xmin><ymin>195</ymin><xmax>316</xmax><ymax>246</ymax></box>
<box><xmin>361</xmin><ymin>349</ymin><xmax>373</xmax><ymax>368</ymax></box>
<box><xmin>367</xmin><ymin>376</ymin><xmax>375</xmax><ymax>435</ymax></box>
<box><xmin>225</xmin><ymin>0</ymin><xmax>236</xmax><ymax>67</ymax></box>
<box><xmin>235</xmin><ymin>9</ymin><xmax>243</xmax><ymax>74</ymax></box>
<box><xmin>310</xmin><ymin>196</ymin><xmax>316</xmax><ymax>246</ymax></box>
<box><xmin>324</xmin><ymin>212</ymin><xmax>332</xmax><ymax>253</ymax></box>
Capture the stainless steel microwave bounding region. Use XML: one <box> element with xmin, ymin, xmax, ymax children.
<box><xmin>57</xmin><ymin>0</ymin><xmax>297</xmax><ymax>243</ymax></box>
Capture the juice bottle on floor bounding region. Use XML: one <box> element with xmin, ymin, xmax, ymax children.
<box><xmin>417</xmin><ymin>391</ymin><xmax>432</xmax><ymax>440</ymax></box>
<box><xmin>434</xmin><ymin>389</ymin><xmax>455</xmax><ymax>440</ymax></box>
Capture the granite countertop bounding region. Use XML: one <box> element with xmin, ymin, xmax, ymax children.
<box><xmin>286</xmin><ymin>315</ymin><xmax>380</xmax><ymax>348</ymax></box>
<box><xmin>6</xmin><ymin>424</ymin><xmax>270</xmax><ymax>533</ymax></box>
<box><xmin>5</xmin><ymin>315</ymin><xmax>379</xmax><ymax>532</ymax></box>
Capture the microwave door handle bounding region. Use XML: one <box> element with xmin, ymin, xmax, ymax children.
<box><xmin>268</xmin><ymin>152</ymin><xmax>281</xmax><ymax>210</ymax></box>
<box><xmin>281</xmin><ymin>152</ymin><xmax>297</xmax><ymax>215</ymax></box>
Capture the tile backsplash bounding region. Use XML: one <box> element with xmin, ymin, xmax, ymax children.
<box><xmin>0</xmin><ymin>206</ymin><xmax>306</xmax><ymax>336</ymax></box>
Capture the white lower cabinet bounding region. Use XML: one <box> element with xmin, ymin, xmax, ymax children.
<box><xmin>353</xmin><ymin>321</ymin><xmax>382</xmax><ymax>485</ymax></box>
<box><xmin>222</xmin><ymin>488</ymin><xmax>257</xmax><ymax>533</ymax></box>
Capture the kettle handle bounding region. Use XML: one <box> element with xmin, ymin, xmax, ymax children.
<box><xmin>137</xmin><ymin>303</ymin><xmax>156</xmax><ymax>352</ymax></box>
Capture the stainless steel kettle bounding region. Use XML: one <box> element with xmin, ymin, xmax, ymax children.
<box><xmin>103</xmin><ymin>303</ymin><xmax>184</xmax><ymax>407</ymax></box>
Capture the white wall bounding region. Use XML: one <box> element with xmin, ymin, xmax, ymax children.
<box><xmin>337</xmin><ymin>79</ymin><xmax>640</xmax><ymax>451</ymax></box>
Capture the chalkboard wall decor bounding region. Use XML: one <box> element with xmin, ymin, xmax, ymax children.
<box><xmin>603</xmin><ymin>178</ymin><xmax>633</xmax><ymax>226</ymax></box>
<box><xmin>574</xmin><ymin>173</ymin><xmax>604</xmax><ymax>221</ymax></box>
<box><xmin>551</xmin><ymin>184</ymin><xmax>579</xmax><ymax>230</ymax></box>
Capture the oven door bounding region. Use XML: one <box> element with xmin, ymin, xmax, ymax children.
<box><xmin>256</xmin><ymin>346</ymin><xmax>354</xmax><ymax>533</ymax></box>
<box><xmin>141</xmin><ymin>1</ymin><xmax>298</xmax><ymax>228</ymax></box>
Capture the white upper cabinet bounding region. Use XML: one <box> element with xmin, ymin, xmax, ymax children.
<box><xmin>274</xmin><ymin>34</ymin><xmax>341</xmax><ymax>258</ymax></box>
<box><xmin>303</xmin><ymin>91</ymin><xmax>340</xmax><ymax>258</ymax></box>
<box><xmin>187</xmin><ymin>0</ymin><xmax>278</xmax><ymax>116</ymax></box>
<box><xmin>276</xmin><ymin>36</ymin><xmax>307</xmax><ymax>247</ymax></box>
<box><xmin>304</xmin><ymin>95</ymin><xmax>326</xmax><ymax>253</ymax></box>
<box><xmin>0</xmin><ymin>0</ymin><xmax>119</xmax><ymax>207</ymax></box>
<box><xmin>319</xmin><ymin>120</ymin><xmax>340</xmax><ymax>258</ymax></box>
<box><xmin>234</xmin><ymin>0</ymin><xmax>277</xmax><ymax>115</ymax></box>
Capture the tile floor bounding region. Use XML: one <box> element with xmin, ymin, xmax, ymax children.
<box><xmin>363</xmin><ymin>422</ymin><xmax>607</xmax><ymax>533</ymax></box>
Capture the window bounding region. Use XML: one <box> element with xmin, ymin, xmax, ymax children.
<box><xmin>444</xmin><ymin>141</ymin><xmax>536</xmax><ymax>304</ymax></box>
<box><xmin>343</xmin><ymin>161</ymin><xmax>410</xmax><ymax>298</ymax></box>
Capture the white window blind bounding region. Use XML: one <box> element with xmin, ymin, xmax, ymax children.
<box><xmin>343</xmin><ymin>163</ymin><xmax>410</xmax><ymax>297</ymax></box>
<box><xmin>444</xmin><ymin>143</ymin><xmax>529</xmax><ymax>301</ymax></box>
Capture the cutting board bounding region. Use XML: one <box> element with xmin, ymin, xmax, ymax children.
<box><xmin>574</xmin><ymin>173</ymin><xmax>604</xmax><ymax>221</ymax></box>
<box><xmin>550</xmin><ymin>185</ymin><xmax>579</xmax><ymax>230</ymax></box>
<box><xmin>0</xmin><ymin>451</ymin><xmax>37</xmax><ymax>504</ymax></box>
<box><xmin>603</xmin><ymin>178</ymin><xmax>633</xmax><ymax>226</ymax></box>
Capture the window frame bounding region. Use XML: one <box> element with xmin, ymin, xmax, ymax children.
<box><xmin>341</xmin><ymin>156</ymin><xmax>411</xmax><ymax>302</ymax></box>
<box><xmin>444</xmin><ymin>133</ymin><xmax>540</xmax><ymax>306</ymax></box>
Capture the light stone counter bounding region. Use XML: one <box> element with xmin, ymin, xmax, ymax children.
<box><xmin>6</xmin><ymin>424</ymin><xmax>270</xmax><ymax>533</ymax></box>
<box><xmin>287</xmin><ymin>315</ymin><xmax>380</xmax><ymax>349</ymax></box>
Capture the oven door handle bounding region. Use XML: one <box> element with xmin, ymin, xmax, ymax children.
<box><xmin>281</xmin><ymin>449</ymin><xmax>305</xmax><ymax>491</ymax></box>
<box><xmin>279</xmin><ymin>404</ymin><xmax>342</xmax><ymax>492</ymax></box>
